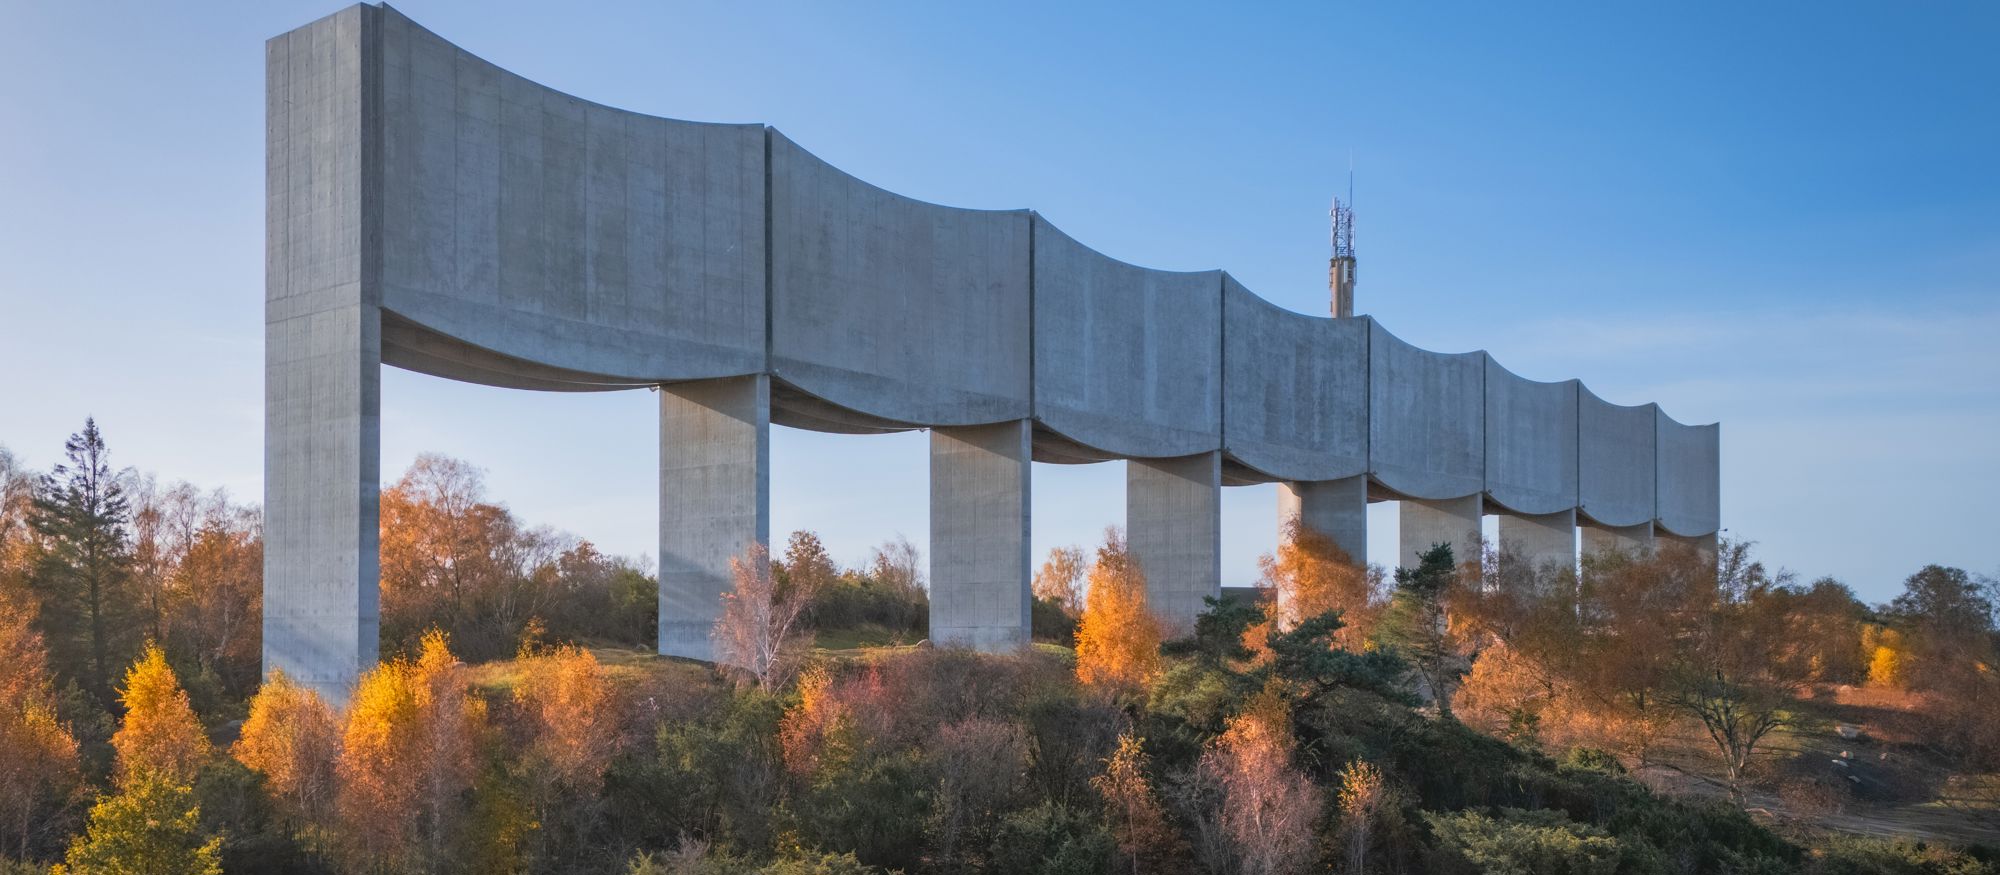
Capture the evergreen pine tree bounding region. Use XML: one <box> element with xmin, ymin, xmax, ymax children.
<box><xmin>29</xmin><ymin>418</ymin><xmax>139</xmax><ymax>709</ymax></box>
<box><xmin>1377</xmin><ymin>543</ymin><xmax>1463</xmax><ymax>719</ymax></box>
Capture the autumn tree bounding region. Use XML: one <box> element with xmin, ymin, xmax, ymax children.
<box><xmin>336</xmin><ymin>629</ymin><xmax>487</xmax><ymax>871</ymax></box>
<box><xmin>1376</xmin><ymin>543</ymin><xmax>1465</xmax><ymax>719</ymax></box>
<box><xmin>0</xmin><ymin>601</ymin><xmax>83</xmax><ymax>860</ymax></box>
<box><xmin>28</xmin><ymin>418</ymin><xmax>140</xmax><ymax>707</ymax></box>
<box><xmin>1074</xmin><ymin>529</ymin><xmax>1163</xmax><ymax>689</ymax></box>
<box><xmin>1091</xmin><ymin>733</ymin><xmax>1180</xmax><ymax>875</ymax></box>
<box><xmin>169</xmin><ymin>522</ymin><xmax>263</xmax><ymax>693</ymax></box>
<box><xmin>52</xmin><ymin>770</ymin><xmax>221</xmax><ymax>875</ymax></box>
<box><xmin>867</xmin><ymin>534</ymin><xmax>926</xmax><ymax>600</ymax></box>
<box><xmin>924</xmin><ymin>717</ymin><xmax>1026</xmax><ymax>868</ymax></box>
<box><xmin>514</xmin><ymin>643</ymin><xmax>623</xmax><ymax>864</ymax></box>
<box><xmin>1335</xmin><ymin>760</ymin><xmax>1386</xmax><ymax>875</ymax></box>
<box><xmin>1033</xmin><ymin>545</ymin><xmax>1088</xmax><ymax>616</ymax></box>
<box><xmin>234</xmin><ymin>669</ymin><xmax>341</xmax><ymax>825</ymax></box>
<box><xmin>1261</xmin><ymin>517</ymin><xmax>1376</xmax><ymax>644</ymax></box>
<box><xmin>715</xmin><ymin>542</ymin><xmax>817</xmax><ymax>688</ymax></box>
<box><xmin>1198</xmin><ymin>701</ymin><xmax>1323</xmax><ymax>875</ymax></box>
<box><xmin>110</xmin><ymin>643</ymin><xmax>212</xmax><ymax>787</ymax></box>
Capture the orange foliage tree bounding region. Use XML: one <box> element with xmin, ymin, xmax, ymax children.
<box><xmin>110</xmin><ymin>643</ymin><xmax>212</xmax><ymax>787</ymax></box>
<box><xmin>514</xmin><ymin>643</ymin><xmax>622</xmax><ymax>797</ymax></box>
<box><xmin>1091</xmin><ymin>733</ymin><xmax>1181</xmax><ymax>875</ymax></box>
<box><xmin>234</xmin><ymin>669</ymin><xmax>341</xmax><ymax>824</ymax></box>
<box><xmin>1261</xmin><ymin>517</ymin><xmax>1377</xmax><ymax>644</ymax></box>
<box><xmin>1197</xmin><ymin>701</ymin><xmax>1323</xmax><ymax>875</ymax></box>
<box><xmin>0</xmin><ymin>601</ymin><xmax>83</xmax><ymax>859</ymax></box>
<box><xmin>1074</xmin><ymin>529</ymin><xmax>1163</xmax><ymax>689</ymax></box>
<box><xmin>335</xmin><ymin>629</ymin><xmax>487</xmax><ymax>870</ymax></box>
<box><xmin>1033</xmin><ymin>545</ymin><xmax>1088</xmax><ymax>616</ymax></box>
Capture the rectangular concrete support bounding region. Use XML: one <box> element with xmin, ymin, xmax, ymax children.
<box><xmin>929</xmin><ymin>420</ymin><xmax>1033</xmax><ymax>650</ymax></box>
<box><xmin>1277</xmin><ymin>476</ymin><xmax>1368</xmax><ymax>567</ymax></box>
<box><xmin>1581</xmin><ymin>521</ymin><xmax>1654</xmax><ymax>556</ymax></box>
<box><xmin>1496</xmin><ymin>509</ymin><xmax>1576</xmax><ymax>575</ymax></box>
<box><xmin>1660</xmin><ymin>530</ymin><xmax>1720</xmax><ymax>564</ymax></box>
<box><xmin>659</xmin><ymin>375</ymin><xmax>771</xmax><ymax>662</ymax></box>
<box><xmin>1399</xmin><ymin>495</ymin><xmax>1484</xmax><ymax>572</ymax></box>
<box><xmin>263</xmin><ymin>6</ymin><xmax>382</xmax><ymax>707</ymax></box>
<box><xmin>1128</xmin><ymin>452</ymin><xmax>1222</xmax><ymax>633</ymax></box>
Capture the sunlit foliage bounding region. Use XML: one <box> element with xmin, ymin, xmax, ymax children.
<box><xmin>1073</xmin><ymin>529</ymin><xmax>1163</xmax><ymax>689</ymax></box>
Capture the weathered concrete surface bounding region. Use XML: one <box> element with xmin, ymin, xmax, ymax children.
<box><xmin>1129</xmin><ymin>453</ymin><xmax>1222</xmax><ymax>632</ymax></box>
<box><xmin>1278</xmin><ymin>476</ymin><xmax>1368</xmax><ymax>566</ymax></box>
<box><xmin>930</xmin><ymin>420</ymin><xmax>1033</xmax><ymax>649</ymax></box>
<box><xmin>1484</xmin><ymin>358</ymin><xmax>1578</xmax><ymax>516</ymax></box>
<box><xmin>264</xmin><ymin>6</ymin><xmax>382</xmax><ymax>706</ymax></box>
<box><xmin>375</xmin><ymin>9</ymin><xmax>766</xmax><ymax>385</ymax></box>
<box><xmin>770</xmin><ymin>131</ymin><xmax>1031</xmax><ymax>427</ymax></box>
<box><xmin>1400</xmin><ymin>495</ymin><xmax>1484</xmax><ymax>572</ymax></box>
<box><xmin>1496</xmin><ymin>509</ymin><xmax>1576</xmax><ymax>575</ymax></box>
<box><xmin>1579</xmin><ymin>387</ymin><xmax>1656</xmax><ymax>529</ymax></box>
<box><xmin>1656</xmin><ymin>410</ymin><xmax>1721</xmax><ymax>537</ymax></box>
<box><xmin>1582</xmin><ymin>520</ymin><xmax>1654</xmax><ymax>556</ymax></box>
<box><xmin>1032</xmin><ymin>217</ymin><xmax>1220</xmax><ymax>458</ymax></box>
<box><xmin>1223</xmin><ymin>278</ymin><xmax>1368</xmax><ymax>482</ymax></box>
<box><xmin>659</xmin><ymin>376</ymin><xmax>770</xmax><ymax>661</ymax></box>
<box><xmin>1369</xmin><ymin>321</ymin><xmax>1485</xmax><ymax>501</ymax></box>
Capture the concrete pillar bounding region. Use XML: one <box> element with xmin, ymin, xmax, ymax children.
<box><xmin>1128</xmin><ymin>452</ymin><xmax>1222</xmax><ymax>633</ymax></box>
<box><xmin>1581</xmin><ymin>521</ymin><xmax>1654</xmax><ymax>556</ymax></box>
<box><xmin>263</xmin><ymin>5</ymin><xmax>382</xmax><ymax>706</ymax></box>
<box><xmin>1496</xmin><ymin>509</ymin><xmax>1576</xmax><ymax>575</ymax></box>
<box><xmin>659</xmin><ymin>375</ymin><xmax>770</xmax><ymax>662</ymax></box>
<box><xmin>1399</xmin><ymin>495</ymin><xmax>1483</xmax><ymax>572</ymax></box>
<box><xmin>1277</xmin><ymin>476</ymin><xmax>1368</xmax><ymax>566</ymax></box>
<box><xmin>930</xmin><ymin>420</ymin><xmax>1033</xmax><ymax>650</ymax></box>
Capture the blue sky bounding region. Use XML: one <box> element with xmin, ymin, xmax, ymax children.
<box><xmin>2</xmin><ymin>2</ymin><xmax>1995</xmax><ymax>603</ymax></box>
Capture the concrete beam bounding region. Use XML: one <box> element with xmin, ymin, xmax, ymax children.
<box><xmin>1582</xmin><ymin>520</ymin><xmax>1654</xmax><ymax>556</ymax></box>
<box><xmin>1399</xmin><ymin>495</ymin><xmax>1483</xmax><ymax>572</ymax></box>
<box><xmin>930</xmin><ymin>420</ymin><xmax>1033</xmax><ymax>650</ymax></box>
<box><xmin>659</xmin><ymin>375</ymin><xmax>771</xmax><ymax>662</ymax></box>
<box><xmin>1277</xmin><ymin>476</ymin><xmax>1368</xmax><ymax>567</ymax></box>
<box><xmin>1496</xmin><ymin>508</ymin><xmax>1576</xmax><ymax>575</ymax></box>
<box><xmin>1128</xmin><ymin>452</ymin><xmax>1222</xmax><ymax>633</ymax></box>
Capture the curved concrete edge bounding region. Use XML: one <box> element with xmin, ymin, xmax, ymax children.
<box><xmin>381</xmin><ymin>309</ymin><xmax>656</xmax><ymax>391</ymax></box>
<box><xmin>1222</xmin><ymin>276</ymin><xmax>1368</xmax><ymax>482</ymax></box>
<box><xmin>1031</xmin><ymin>216</ymin><xmax>1221</xmax><ymax>458</ymax></box>
<box><xmin>768</xmin><ymin>129</ymin><xmax>1033</xmax><ymax>426</ymax></box>
<box><xmin>1367</xmin><ymin>319</ymin><xmax>1485</xmax><ymax>500</ymax></box>
<box><xmin>1578</xmin><ymin>385</ymin><xmax>1657</xmax><ymax>528</ymax></box>
<box><xmin>1656</xmin><ymin>409</ymin><xmax>1721</xmax><ymax>537</ymax></box>
<box><xmin>1483</xmin><ymin>358</ymin><xmax>1579</xmax><ymax>515</ymax></box>
<box><xmin>377</xmin><ymin>8</ymin><xmax>768</xmax><ymax>382</ymax></box>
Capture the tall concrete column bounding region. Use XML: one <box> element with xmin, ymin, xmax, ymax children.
<box><xmin>1277</xmin><ymin>476</ymin><xmax>1368</xmax><ymax>566</ymax></box>
<box><xmin>930</xmin><ymin>420</ymin><xmax>1033</xmax><ymax>650</ymax></box>
<box><xmin>659</xmin><ymin>375</ymin><xmax>770</xmax><ymax>662</ymax></box>
<box><xmin>1660</xmin><ymin>531</ymin><xmax>1720</xmax><ymax>564</ymax></box>
<box><xmin>1399</xmin><ymin>495</ymin><xmax>1483</xmax><ymax>572</ymax></box>
<box><xmin>1128</xmin><ymin>452</ymin><xmax>1222</xmax><ymax>633</ymax></box>
<box><xmin>1496</xmin><ymin>509</ymin><xmax>1576</xmax><ymax>575</ymax></box>
<box><xmin>263</xmin><ymin>5</ymin><xmax>382</xmax><ymax>706</ymax></box>
<box><xmin>1581</xmin><ymin>521</ymin><xmax>1654</xmax><ymax>556</ymax></box>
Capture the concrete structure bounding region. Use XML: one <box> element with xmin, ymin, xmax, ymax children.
<box><xmin>265</xmin><ymin>6</ymin><xmax>1722</xmax><ymax>699</ymax></box>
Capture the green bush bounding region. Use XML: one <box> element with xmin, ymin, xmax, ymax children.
<box><xmin>1425</xmin><ymin>808</ymin><xmax>1633</xmax><ymax>875</ymax></box>
<box><xmin>987</xmin><ymin>803</ymin><xmax>1116</xmax><ymax>875</ymax></box>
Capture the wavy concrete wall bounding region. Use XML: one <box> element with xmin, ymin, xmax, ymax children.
<box><xmin>1032</xmin><ymin>218</ymin><xmax>1221</xmax><ymax>459</ymax></box>
<box><xmin>350</xmin><ymin>3</ymin><xmax>1720</xmax><ymax>527</ymax></box>
<box><xmin>1221</xmin><ymin>278</ymin><xmax>1369</xmax><ymax>482</ymax></box>
<box><xmin>269</xmin><ymin>6</ymin><xmax>1722</xmax><ymax>694</ymax></box>
<box><xmin>1483</xmin><ymin>360</ymin><xmax>1579</xmax><ymax>516</ymax></box>
<box><xmin>376</xmin><ymin>10</ymin><xmax>766</xmax><ymax>387</ymax></box>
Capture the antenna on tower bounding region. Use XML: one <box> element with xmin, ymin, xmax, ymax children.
<box><xmin>1329</xmin><ymin>161</ymin><xmax>1357</xmax><ymax>318</ymax></box>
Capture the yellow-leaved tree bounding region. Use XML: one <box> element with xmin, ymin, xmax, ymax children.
<box><xmin>1261</xmin><ymin>517</ymin><xmax>1375</xmax><ymax>643</ymax></box>
<box><xmin>0</xmin><ymin>601</ymin><xmax>83</xmax><ymax>859</ymax></box>
<box><xmin>1073</xmin><ymin>528</ymin><xmax>1163</xmax><ymax>689</ymax></box>
<box><xmin>336</xmin><ymin>629</ymin><xmax>487</xmax><ymax>871</ymax></box>
<box><xmin>110</xmin><ymin>642</ymin><xmax>212</xmax><ymax>786</ymax></box>
<box><xmin>234</xmin><ymin>669</ymin><xmax>341</xmax><ymax>824</ymax></box>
